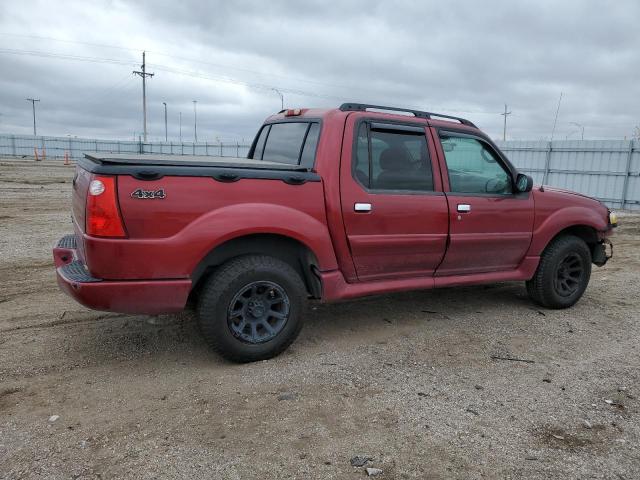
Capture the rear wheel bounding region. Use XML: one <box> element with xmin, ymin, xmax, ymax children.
<box><xmin>197</xmin><ymin>255</ymin><xmax>307</xmax><ymax>362</ymax></box>
<box><xmin>526</xmin><ymin>235</ymin><xmax>591</xmax><ymax>309</ymax></box>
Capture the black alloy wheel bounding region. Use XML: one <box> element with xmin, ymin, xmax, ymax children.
<box><xmin>553</xmin><ymin>252</ymin><xmax>585</xmax><ymax>297</ymax></box>
<box><xmin>227</xmin><ymin>281</ymin><xmax>290</xmax><ymax>344</ymax></box>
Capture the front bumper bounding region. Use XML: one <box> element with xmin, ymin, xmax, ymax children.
<box><xmin>54</xmin><ymin>234</ymin><xmax>191</xmax><ymax>314</ymax></box>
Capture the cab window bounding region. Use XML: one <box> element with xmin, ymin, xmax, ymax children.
<box><xmin>250</xmin><ymin>122</ymin><xmax>319</xmax><ymax>166</ymax></box>
<box><xmin>439</xmin><ymin>134</ymin><xmax>512</xmax><ymax>194</ymax></box>
<box><xmin>354</xmin><ymin>123</ymin><xmax>434</xmax><ymax>192</ymax></box>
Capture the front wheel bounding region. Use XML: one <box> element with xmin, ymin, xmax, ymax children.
<box><xmin>526</xmin><ymin>235</ymin><xmax>592</xmax><ymax>309</ymax></box>
<box><xmin>197</xmin><ymin>255</ymin><xmax>307</xmax><ymax>362</ymax></box>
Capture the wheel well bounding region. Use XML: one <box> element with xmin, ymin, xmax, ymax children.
<box><xmin>549</xmin><ymin>225</ymin><xmax>599</xmax><ymax>254</ymax></box>
<box><xmin>191</xmin><ymin>234</ymin><xmax>322</xmax><ymax>299</ymax></box>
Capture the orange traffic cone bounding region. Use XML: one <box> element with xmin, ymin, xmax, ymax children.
<box><xmin>64</xmin><ymin>151</ymin><xmax>70</xmax><ymax>165</ymax></box>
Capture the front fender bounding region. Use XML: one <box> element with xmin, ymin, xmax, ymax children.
<box><xmin>527</xmin><ymin>205</ymin><xmax>608</xmax><ymax>256</ymax></box>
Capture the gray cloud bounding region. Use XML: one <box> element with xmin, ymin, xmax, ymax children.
<box><xmin>1</xmin><ymin>0</ymin><xmax>638</xmax><ymax>141</ymax></box>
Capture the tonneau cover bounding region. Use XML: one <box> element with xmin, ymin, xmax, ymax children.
<box><xmin>84</xmin><ymin>153</ymin><xmax>309</xmax><ymax>171</ymax></box>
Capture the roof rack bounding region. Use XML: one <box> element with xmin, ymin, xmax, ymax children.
<box><xmin>339</xmin><ymin>103</ymin><xmax>477</xmax><ymax>128</ymax></box>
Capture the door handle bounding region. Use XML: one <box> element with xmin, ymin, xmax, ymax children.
<box><xmin>457</xmin><ymin>203</ymin><xmax>471</xmax><ymax>213</ymax></box>
<box><xmin>354</xmin><ymin>202</ymin><xmax>372</xmax><ymax>212</ymax></box>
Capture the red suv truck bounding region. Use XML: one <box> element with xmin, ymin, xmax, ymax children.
<box><xmin>53</xmin><ymin>103</ymin><xmax>616</xmax><ymax>362</ymax></box>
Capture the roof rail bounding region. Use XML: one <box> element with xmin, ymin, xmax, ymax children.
<box><xmin>339</xmin><ymin>103</ymin><xmax>477</xmax><ymax>128</ymax></box>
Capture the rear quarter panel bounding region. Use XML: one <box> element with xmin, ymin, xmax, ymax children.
<box><xmin>82</xmin><ymin>176</ymin><xmax>337</xmax><ymax>280</ymax></box>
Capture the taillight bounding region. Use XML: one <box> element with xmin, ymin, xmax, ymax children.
<box><xmin>86</xmin><ymin>175</ymin><xmax>126</xmax><ymax>237</ymax></box>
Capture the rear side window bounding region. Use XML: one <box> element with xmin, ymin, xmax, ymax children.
<box><xmin>252</xmin><ymin>125</ymin><xmax>270</xmax><ymax>160</ymax></box>
<box><xmin>354</xmin><ymin>122</ymin><xmax>434</xmax><ymax>192</ymax></box>
<box><xmin>250</xmin><ymin>122</ymin><xmax>320</xmax><ymax>166</ymax></box>
<box><xmin>299</xmin><ymin>123</ymin><xmax>320</xmax><ymax>166</ymax></box>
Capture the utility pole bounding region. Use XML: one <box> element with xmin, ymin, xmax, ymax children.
<box><xmin>550</xmin><ymin>92</ymin><xmax>563</xmax><ymax>141</ymax></box>
<box><xmin>179</xmin><ymin>111</ymin><xmax>182</xmax><ymax>142</ymax></box>
<box><xmin>570</xmin><ymin>121</ymin><xmax>584</xmax><ymax>140</ymax></box>
<box><xmin>500</xmin><ymin>104</ymin><xmax>511</xmax><ymax>141</ymax></box>
<box><xmin>162</xmin><ymin>102</ymin><xmax>168</xmax><ymax>142</ymax></box>
<box><xmin>273</xmin><ymin>88</ymin><xmax>284</xmax><ymax>110</ymax></box>
<box><xmin>26</xmin><ymin>98</ymin><xmax>40</xmax><ymax>135</ymax></box>
<box><xmin>192</xmin><ymin>100</ymin><xmax>198</xmax><ymax>142</ymax></box>
<box><xmin>133</xmin><ymin>51</ymin><xmax>154</xmax><ymax>142</ymax></box>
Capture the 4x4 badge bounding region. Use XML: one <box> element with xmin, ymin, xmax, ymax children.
<box><xmin>131</xmin><ymin>188</ymin><xmax>166</xmax><ymax>199</ymax></box>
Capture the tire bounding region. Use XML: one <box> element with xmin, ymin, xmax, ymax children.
<box><xmin>526</xmin><ymin>235</ymin><xmax>592</xmax><ymax>309</ymax></box>
<box><xmin>197</xmin><ymin>255</ymin><xmax>307</xmax><ymax>362</ymax></box>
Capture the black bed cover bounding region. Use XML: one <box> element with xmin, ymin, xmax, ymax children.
<box><xmin>80</xmin><ymin>153</ymin><xmax>319</xmax><ymax>184</ymax></box>
<box><xmin>84</xmin><ymin>153</ymin><xmax>309</xmax><ymax>171</ymax></box>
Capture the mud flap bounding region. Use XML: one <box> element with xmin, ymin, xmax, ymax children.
<box><xmin>592</xmin><ymin>239</ymin><xmax>613</xmax><ymax>267</ymax></box>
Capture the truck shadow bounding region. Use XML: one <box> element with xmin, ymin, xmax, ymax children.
<box><xmin>75</xmin><ymin>282</ymin><xmax>532</xmax><ymax>366</ymax></box>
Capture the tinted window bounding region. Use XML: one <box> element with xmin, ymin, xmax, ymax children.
<box><xmin>440</xmin><ymin>134</ymin><xmax>512</xmax><ymax>194</ymax></box>
<box><xmin>300</xmin><ymin>123</ymin><xmax>320</xmax><ymax>167</ymax></box>
<box><xmin>261</xmin><ymin>122</ymin><xmax>309</xmax><ymax>165</ymax></box>
<box><xmin>252</xmin><ymin>125</ymin><xmax>270</xmax><ymax>160</ymax></box>
<box><xmin>354</xmin><ymin>123</ymin><xmax>434</xmax><ymax>192</ymax></box>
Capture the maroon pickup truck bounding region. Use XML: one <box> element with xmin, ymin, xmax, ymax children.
<box><xmin>53</xmin><ymin>103</ymin><xmax>616</xmax><ymax>362</ymax></box>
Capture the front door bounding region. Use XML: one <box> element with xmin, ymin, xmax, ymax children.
<box><xmin>340</xmin><ymin>115</ymin><xmax>449</xmax><ymax>281</ymax></box>
<box><xmin>432</xmin><ymin>129</ymin><xmax>534</xmax><ymax>276</ymax></box>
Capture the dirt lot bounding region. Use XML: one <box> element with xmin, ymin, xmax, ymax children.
<box><xmin>0</xmin><ymin>159</ymin><xmax>639</xmax><ymax>479</ymax></box>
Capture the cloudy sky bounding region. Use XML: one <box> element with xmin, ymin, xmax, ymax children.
<box><xmin>1</xmin><ymin>0</ymin><xmax>638</xmax><ymax>142</ymax></box>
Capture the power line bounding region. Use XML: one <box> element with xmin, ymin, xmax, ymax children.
<box><xmin>78</xmin><ymin>72</ymin><xmax>137</xmax><ymax>106</ymax></box>
<box><xmin>0</xmin><ymin>32</ymin><xmax>141</xmax><ymax>52</ymax></box>
<box><xmin>0</xmin><ymin>46</ymin><xmax>505</xmax><ymax>118</ymax></box>
<box><xmin>0</xmin><ymin>48</ymin><xmax>136</xmax><ymax>66</ymax></box>
<box><xmin>148</xmin><ymin>62</ymin><xmax>345</xmax><ymax>102</ymax></box>
<box><xmin>0</xmin><ymin>32</ymin><xmax>354</xmax><ymax>92</ymax></box>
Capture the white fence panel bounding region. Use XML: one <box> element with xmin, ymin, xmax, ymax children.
<box><xmin>496</xmin><ymin>139</ymin><xmax>639</xmax><ymax>210</ymax></box>
<box><xmin>0</xmin><ymin>134</ymin><xmax>637</xmax><ymax>209</ymax></box>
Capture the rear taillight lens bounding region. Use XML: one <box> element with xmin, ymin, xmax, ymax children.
<box><xmin>86</xmin><ymin>175</ymin><xmax>126</xmax><ymax>237</ymax></box>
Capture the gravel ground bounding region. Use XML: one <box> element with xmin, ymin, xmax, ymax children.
<box><xmin>1</xmin><ymin>159</ymin><xmax>639</xmax><ymax>479</ymax></box>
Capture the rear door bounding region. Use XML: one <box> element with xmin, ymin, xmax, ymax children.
<box><xmin>340</xmin><ymin>115</ymin><xmax>449</xmax><ymax>281</ymax></box>
<box><xmin>432</xmin><ymin>129</ymin><xmax>534</xmax><ymax>276</ymax></box>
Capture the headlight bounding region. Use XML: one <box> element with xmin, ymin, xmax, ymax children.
<box><xmin>609</xmin><ymin>211</ymin><xmax>618</xmax><ymax>227</ymax></box>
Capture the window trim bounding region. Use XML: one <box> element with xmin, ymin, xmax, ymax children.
<box><xmin>437</xmin><ymin>128</ymin><xmax>518</xmax><ymax>197</ymax></box>
<box><xmin>248</xmin><ymin>118</ymin><xmax>322</xmax><ymax>168</ymax></box>
<box><xmin>351</xmin><ymin>118</ymin><xmax>441</xmax><ymax>196</ymax></box>
<box><xmin>252</xmin><ymin>124</ymin><xmax>271</xmax><ymax>161</ymax></box>
<box><xmin>298</xmin><ymin>122</ymin><xmax>321</xmax><ymax>169</ymax></box>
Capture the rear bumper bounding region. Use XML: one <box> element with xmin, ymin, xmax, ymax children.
<box><xmin>54</xmin><ymin>234</ymin><xmax>191</xmax><ymax>314</ymax></box>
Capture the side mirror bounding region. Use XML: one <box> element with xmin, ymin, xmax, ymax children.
<box><xmin>515</xmin><ymin>173</ymin><xmax>533</xmax><ymax>193</ymax></box>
